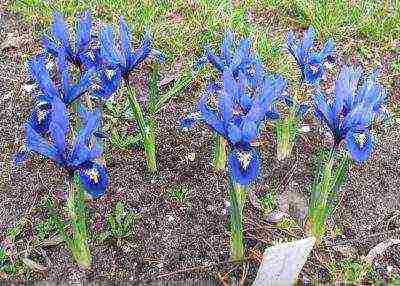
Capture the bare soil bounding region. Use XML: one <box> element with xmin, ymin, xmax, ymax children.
<box><xmin>1</xmin><ymin>7</ymin><xmax>400</xmax><ymax>284</ymax></box>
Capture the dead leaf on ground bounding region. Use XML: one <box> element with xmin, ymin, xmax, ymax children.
<box><xmin>332</xmin><ymin>244</ymin><xmax>358</xmax><ymax>258</ymax></box>
<box><xmin>278</xmin><ymin>188</ymin><xmax>308</xmax><ymax>222</ymax></box>
<box><xmin>22</xmin><ymin>257</ymin><xmax>48</xmax><ymax>272</ymax></box>
<box><xmin>363</xmin><ymin>239</ymin><xmax>400</xmax><ymax>264</ymax></box>
<box><xmin>166</xmin><ymin>12</ymin><xmax>183</xmax><ymax>25</ymax></box>
<box><xmin>249</xmin><ymin>186</ymin><xmax>262</xmax><ymax>210</ymax></box>
<box><xmin>0</xmin><ymin>33</ymin><xmax>26</xmax><ymax>51</ymax></box>
<box><xmin>158</xmin><ymin>60</ymin><xmax>183</xmax><ymax>87</ymax></box>
<box><xmin>266</xmin><ymin>211</ymin><xmax>288</xmax><ymax>224</ymax></box>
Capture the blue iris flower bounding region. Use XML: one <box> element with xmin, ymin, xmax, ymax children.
<box><xmin>27</xmin><ymin>101</ymin><xmax>53</xmax><ymax>135</ymax></box>
<box><xmin>91</xmin><ymin>64</ymin><xmax>122</xmax><ymax>101</ymax></box>
<box><xmin>181</xmin><ymin>59</ymin><xmax>284</xmax><ymax>130</ymax></box>
<box><xmin>314</xmin><ymin>66</ymin><xmax>387</xmax><ymax>163</ymax></box>
<box><xmin>99</xmin><ymin>17</ymin><xmax>152</xmax><ymax>79</ymax></box>
<box><xmin>198</xmin><ymin>68</ymin><xmax>284</xmax><ymax>186</ymax></box>
<box><xmin>196</xmin><ymin>31</ymin><xmax>255</xmax><ymax>76</ymax></box>
<box><xmin>43</xmin><ymin>11</ymin><xmax>93</xmax><ymax>69</ymax></box>
<box><xmin>280</xmin><ymin>91</ymin><xmax>310</xmax><ymax>119</ymax></box>
<box><xmin>24</xmin><ymin>96</ymin><xmax>108</xmax><ymax>198</ymax></box>
<box><xmin>28</xmin><ymin>50</ymin><xmax>94</xmax><ymax>105</ymax></box>
<box><xmin>26</xmin><ymin>49</ymin><xmax>94</xmax><ymax>134</ymax></box>
<box><xmin>287</xmin><ymin>26</ymin><xmax>334</xmax><ymax>85</ymax></box>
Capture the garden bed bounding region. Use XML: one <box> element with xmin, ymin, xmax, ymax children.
<box><xmin>1</xmin><ymin>2</ymin><xmax>400</xmax><ymax>284</ymax></box>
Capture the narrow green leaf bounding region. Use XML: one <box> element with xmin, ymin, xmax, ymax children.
<box><xmin>154</xmin><ymin>70</ymin><xmax>195</xmax><ymax>113</ymax></box>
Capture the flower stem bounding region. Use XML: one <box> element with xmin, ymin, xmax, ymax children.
<box><xmin>213</xmin><ymin>134</ymin><xmax>227</xmax><ymax>171</ymax></box>
<box><xmin>125</xmin><ymin>81</ymin><xmax>157</xmax><ymax>173</ymax></box>
<box><xmin>67</xmin><ymin>176</ymin><xmax>91</xmax><ymax>268</ymax></box>
<box><xmin>306</xmin><ymin>148</ymin><xmax>348</xmax><ymax>244</ymax></box>
<box><xmin>228</xmin><ymin>181</ymin><xmax>247</xmax><ymax>262</ymax></box>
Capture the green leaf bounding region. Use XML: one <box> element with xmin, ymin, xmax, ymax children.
<box><xmin>123</xmin><ymin>213</ymin><xmax>137</xmax><ymax>236</ymax></box>
<box><xmin>46</xmin><ymin>198</ymin><xmax>71</xmax><ymax>247</ymax></box>
<box><xmin>154</xmin><ymin>70</ymin><xmax>195</xmax><ymax>113</ymax></box>
<box><xmin>331</xmin><ymin>153</ymin><xmax>349</xmax><ymax>191</ymax></box>
<box><xmin>148</xmin><ymin>63</ymin><xmax>160</xmax><ymax>114</ymax></box>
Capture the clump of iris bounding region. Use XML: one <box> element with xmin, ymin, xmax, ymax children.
<box><xmin>185</xmin><ymin>32</ymin><xmax>265</xmax><ymax>170</ymax></box>
<box><xmin>314</xmin><ymin>65</ymin><xmax>387</xmax><ymax>162</ymax></box>
<box><xmin>189</xmin><ymin>63</ymin><xmax>285</xmax><ymax>260</ymax></box>
<box><xmin>307</xmin><ymin>65</ymin><xmax>387</xmax><ymax>241</ymax></box>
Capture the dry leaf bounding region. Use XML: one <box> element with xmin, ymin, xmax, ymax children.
<box><xmin>186</xmin><ymin>152</ymin><xmax>196</xmax><ymax>162</ymax></box>
<box><xmin>249</xmin><ymin>187</ymin><xmax>262</xmax><ymax>210</ymax></box>
<box><xmin>22</xmin><ymin>257</ymin><xmax>48</xmax><ymax>272</ymax></box>
<box><xmin>40</xmin><ymin>236</ymin><xmax>64</xmax><ymax>247</ymax></box>
<box><xmin>277</xmin><ymin>191</ymin><xmax>289</xmax><ymax>213</ymax></box>
<box><xmin>266</xmin><ymin>211</ymin><xmax>288</xmax><ymax>224</ymax></box>
<box><xmin>332</xmin><ymin>245</ymin><xmax>358</xmax><ymax>258</ymax></box>
<box><xmin>0</xmin><ymin>33</ymin><xmax>25</xmax><ymax>51</ymax></box>
<box><xmin>364</xmin><ymin>239</ymin><xmax>400</xmax><ymax>264</ymax></box>
<box><xmin>158</xmin><ymin>74</ymin><xmax>178</xmax><ymax>87</ymax></box>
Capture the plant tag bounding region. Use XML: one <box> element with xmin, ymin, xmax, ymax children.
<box><xmin>253</xmin><ymin>237</ymin><xmax>316</xmax><ymax>286</ymax></box>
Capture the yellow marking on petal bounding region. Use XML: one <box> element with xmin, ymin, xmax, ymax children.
<box><xmin>310</xmin><ymin>64</ymin><xmax>319</xmax><ymax>73</ymax></box>
<box><xmin>86</xmin><ymin>168</ymin><xmax>100</xmax><ymax>184</ymax></box>
<box><xmin>105</xmin><ymin>69</ymin><xmax>115</xmax><ymax>79</ymax></box>
<box><xmin>355</xmin><ymin>133</ymin><xmax>366</xmax><ymax>148</ymax></box>
<box><xmin>250</xmin><ymin>140</ymin><xmax>261</xmax><ymax>147</ymax></box>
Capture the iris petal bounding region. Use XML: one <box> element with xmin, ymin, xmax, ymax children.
<box><xmin>228</xmin><ymin>149</ymin><xmax>260</xmax><ymax>186</ymax></box>
<box><xmin>70</xmin><ymin>108</ymin><xmax>101</xmax><ymax>166</ymax></box>
<box><xmin>345</xmin><ymin>130</ymin><xmax>374</xmax><ymax>163</ymax></box>
<box><xmin>314</xmin><ymin>89</ymin><xmax>334</xmax><ymax>130</ymax></box>
<box><xmin>27</xmin><ymin>56</ymin><xmax>59</xmax><ymax>99</ymax></box>
<box><xmin>227</xmin><ymin>123</ymin><xmax>242</xmax><ymax>145</ymax></box>
<box><xmin>100</xmin><ymin>26</ymin><xmax>121</xmax><ymax>67</ymax></box>
<box><xmin>28</xmin><ymin>101</ymin><xmax>52</xmax><ymax>135</ymax></box>
<box><xmin>26</xmin><ymin>123</ymin><xmax>59</xmax><ymax>162</ymax></box>
<box><xmin>12</xmin><ymin>151</ymin><xmax>30</xmax><ymax>166</ymax></box>
<box><xmin>52</xmin><ymin>12</ymin><xmax>70</xmax><ymax>49</ymax></box>
<box><xmin>220</xmin><ymin>31</ymin><xmax>233</xmax><ymax>66</ymax></box>
<box><xmin>129</xmin><ymin>33</ymin><xmax>152</xmax><ymax>70</ymax></box>
<box><xmin>79</xmin><ymin>162</ymin><xmax>108</xmax><ymax>198</ymax></box>
<box><xmin>76</xmin><ymin>10</ymin><xmax>92</xmax><ymax>51</ymax></box>
<box><xmin>198</xmin><ymin>92</ymin><xmax>226</xmax><ymax>137</ymax></box>
<box><xmin>120</xmin><ymin>17</ymin><xmax>133</xmax><ymax>69</ymax></box>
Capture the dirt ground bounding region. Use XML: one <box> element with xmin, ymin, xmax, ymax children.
<box><xmin>1</xmin><ymin>7</ymin><xmax>400</xmax><ymax>284</ymax></box>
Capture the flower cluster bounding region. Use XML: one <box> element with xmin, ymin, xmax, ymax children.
<box><xmin>201</xmin><ymin>68</ymin><xmax>285</xmax><ymax>186</ymax></box>
<box><xmin>314</xmin><ymin>66</ymin><xmax>386</xmax><ymax>163</ymax></box>
<box><xmin>15</xmin><ymin>11</ymin><xmax>157</xmax><ymax>198</ymax></box>
<box><xmin>185</xmin><ymin>34</ymin><xmax>287</xmax><ymax>186</ymax></box>
<box><xmin>184</xmin><ymin>27</ymin><xmax>387</xmax><ymax>187</ymax></box>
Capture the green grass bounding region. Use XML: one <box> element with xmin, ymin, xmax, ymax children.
<box><xmin>97</xmin><ymin>201</ymin><xmax>139</xmax><ymax>247</ymax></box>
<box><xmin>257</xmin><ymin>192</ymin><xmax>277</xmax><ymax>213</ymax></box>
<box><xmin>166</xmin><ymin>185</ymin><xmax>191</xmax><ymax>203</ymax></box>
<box><xmin>326</xmin><ymin>257</ymin><xmax>373</xmax><ymax>283</ymax></box>
<box><xmin>10</xmin><ymin>0</ymin><xmax>399</xmax><ymax>98</ymax></box>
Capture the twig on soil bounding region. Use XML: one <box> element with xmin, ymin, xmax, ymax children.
<box><xmin>245</xmin><ymin>217</ymin><xmax>301</xmax><ymax>238</ymax></box>
<box><xmin>386</xmin><ymin>211</ymin><xmax>400</xmax><ymax>232</ymax></box>
<box><xmin>244</xmin><ymin>234</ymin><xmax>270</xmax><ymax>244</ymax></box>
<box><xmin>217</xmin><ymin>265</ymin><xmax>239</xmax><ymax>286</ymax></box>
<box><xmin>240</xmin><ymin>261</ymin><xmax>249</xmax><ymax>286</ymax></box>
<box><xmin>278</xmin><ymin>145</ymin><xmax>299</xmax><ymax>193</ymax></box>
<box><xmin>156</xmin><ymin>258</ymin><xmax>248</xmax><ymax>279</ymax></box>
<box><xmin>330</xmin><ymin>192</ymin><xmax>346</xmax><ymax>217</ymax></box>
<box><xmin>325</xmin><ymin>228</ymin><xmax>400</xmax><ymax>246</ymax></box>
